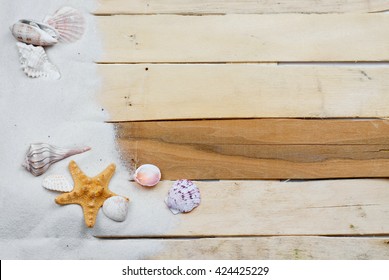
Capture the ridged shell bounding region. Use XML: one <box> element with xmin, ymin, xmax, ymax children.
<box><xmin>11</xmin><ymin>20</ymin><xmax>59</xmax><ymax>46</ymax></box>
<box><xmin>134</xmin><ymin>164</ymin><xmax>161</xmax><ymax>187</ymax></box>
<box><xmin>42</xmin><ymin>174</ymin><xmax>73</xmax><ymax>192</ymax></box>
<box><xmin>165</xmin><ymin>180</ymin><xmax>201</xmax><ymax>214</ymax></box>
<box><xmin>44</xmin><ymin>7</ymin><xmax>85</xmax><ymax>43</ymax></box>
<box><xmin>103</xmin><ymin>196</ymin><xmax>130</xmax><ymax>222</ymax></box>
<box><xmin>23</xmin><ymin>143</ymin><xmax>91</xmax><ymax>176</ymax></box>
<box><xmin>16</xmin><ymin>42</ymin><xmax>60</xmax><ymax>79</ymax></box>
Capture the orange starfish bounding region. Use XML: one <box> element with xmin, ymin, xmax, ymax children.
<box><xmin>55</xmin><ymin>160</ymin><xmax>117</xmax><ymax>228</ymax></box>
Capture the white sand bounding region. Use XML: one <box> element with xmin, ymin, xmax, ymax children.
<box><xmin>0</xmin><ymin>0</ymin><xmax>176</xmax><ymax>259</ymax></box>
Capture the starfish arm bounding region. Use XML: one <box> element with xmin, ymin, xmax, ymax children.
<box><xmin>96</xmin><ymin>163</ymin><xmax>116</xmax><ymax>187</ymax></box>
<box><xmin>55</xmin><ymin>192</ymin><xmax>79</xmax><ymax>205</ymax></box>
<box><xmin>69</xmin><ymin>160</ymin><xmax>89</xmax><ymax>185</ymax></box>
<box><xmin>81</xmin><ymin>199</ymin><xmax>105</xmax><ymax>227</ymax></box>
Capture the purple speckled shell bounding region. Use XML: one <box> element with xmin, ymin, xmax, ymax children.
<box><xmin>165</xmin><ymin>179</ymin><xmax>201</xmax><ymax>214</ymax></box>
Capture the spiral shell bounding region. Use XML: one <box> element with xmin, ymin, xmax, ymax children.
<box><xmin>165</xmin><ymin>179</ymin><xmax>201</xmax><ymax>214</ymax></box>
<box><xmin>16</xmin><ymin>42</ymin><xmax>60</xmax><ymax>79</ymax></box>
<box><xmin>103</xmin><ymin>196</ymin><xmax>130</xmax><ymax>222</ymax></box>
<box><xmin>23</xmin><ymin>143</ymin><xmax>91</xmax><ymax>176</ymax></box>
<box><xmin>11</xmin><ymin>20</ymin><xmax>59</xmax><ymax>46</ymax></box>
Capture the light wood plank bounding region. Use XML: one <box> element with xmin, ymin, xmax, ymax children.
<box><xmin>95</xmin><ymin>0</ymin><xmax>389</xmax><ymax>15</ymax></box>
<box><xmin>3</xmin><ymin>237</ymin><xmax>389</xmax><ymax>259</ymax></box>
<box><xmin>97</xmin><ymin>14</ymin><xmax>389</xmax><ymax>63</ymax></box>
<box><xmin>95</xmin><ymin>180</ymin><xmax>389</xmax><ymax>236</ymax></box>
<box><xmin>151</xmin><ymin>237</ymin><xmax>389</xmax><ymax>260</ymax></box>
<box><xmin>99</xmin><ymin>64</ymin><xmax>389</xmax><ymax>121</ymax></box>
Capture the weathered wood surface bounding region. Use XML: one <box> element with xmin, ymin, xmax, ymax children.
<box><xmin>151</xmin><ymin>237</ymin><xmax>389</xmax><ymax>260</ymax></box>
<box><xmin>94</xmin><ymin>0</ymin><xmax>389</xmax><ymax>15</ymax></box>
<box><xmin>3</xmin><ymin>237</ymin><xmax>389</xmax><ymax>259</ymax></box>
<box><xmin>116</xmin><ymin>119</ymin><xmax>389</xmax><ymax>179</ymax></box>
<box><xmin>97</xmin><ymin>14</ymin><xmax>389</xmax><ymax>63</ymax></box>
<box><xmin>99</xmin><ymin>64</ymin><xmax>389</xmax><ymax>121</ymax></box>
<box><xmin>96</xmin><ymin>180</ymin><xmax>389</xmax><ymax>236</ymax></box>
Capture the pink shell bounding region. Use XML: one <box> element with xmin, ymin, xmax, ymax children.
<box><xmin>134</xmin><ymin>164</ymin><xmax>161</xmax><ymax>187</ymax></box>
<box><xmin>165</xmin><ymin>179</ymin><xmax>201</xmax><ymax>214</ymax></box>
<box><xmin>11</xmin><ymin>20</ymin><xmax>58</xmax><ymax>46</ymax></box>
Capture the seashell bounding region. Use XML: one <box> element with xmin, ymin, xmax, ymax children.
<box><xmin>165</xmin><ymin>179</ymin><xmax>201</xmax><ymax>215</ymax></box>
<box><xmin>42</xmin><ymin>174</ymin><xmax>73</xmax><ymax>192</ymax></box>
<box><xmin>10</xmin><ymin>19</ymin><xmax>59</xmax><ymax>46</ymax></box>
<box><xmin>103</xmin><ymin>196</ymin><xmax>130</xmax><ymax>222</ymax></box>
<box><xmin>16</xmin><ymin>42</ymin><xmax>61</xmax><ymax>79</ymax></box>
<box><xmin>134</xmin><ymin>164</ymin><xmax>161</xmax><ymax>187</ymax></box>
<box><xmin>23</xmin><ymin>143</ymin><xmax>91</xmax><ymax>176</ymax></box>
<box><xmin>44</xmin><ymin>7</ymin><xmax>85</xmax><ymax>43</ymax></box>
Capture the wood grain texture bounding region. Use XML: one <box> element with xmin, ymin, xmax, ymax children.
<box><xmin>116</xmin><ymin>119</ymin><xmax>389</xmax><ymax>179</ymax></box>
<box><xmin>151</xmin><ymin>237</ymin><xmax>389</xmax><ymax>260</ymax></box>
<box><xmin>94</xmin><ymin>0</ymin><xmax>389</xmax><ymax>15</ymax></box>
<box><xmin>95</xmin><ymin>179</ymin><xmax>389</xmax><ymax>236</ymax></box>
<box><xmin>4</xmin><ymin>237</ymin><xmax>389</xmax><ymax>259</ymax></box>
<box><xmin>97</xmin><ymin>14</ymin><xmax>389</xmax><ymax>63</ymax></box>
<box><xmin>99</xmin><ymin>64</ymin><xmax>389</xmax><ymax>121</ymax></box>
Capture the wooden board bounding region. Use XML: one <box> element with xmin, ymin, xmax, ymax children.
<box><xmin>4</xmin><ymin>237</ymin><xmax>389</xmax><ymax>259</ymax></box>
<box><xmin>94</xmin><ymin>0</ymin><xmax>389</xmax><ymax>15</ymax></box>
<box><xmin>116</xmin><ymin>119</ymin><xmax>389</xmax><ymax>179</ymax></box>
<box><xmin>97</xmin><ymin>14</ymin><xmax>389</xmax><ymax>63</ymax></box>
<box><xmin>150</xmin><ymin>237</ymin><xmax>389</xmax><ymax>260</ymax></box>
<box><xmin>99</xmin><ymin>64</ymin><xmax>389</xmax><ymax>121</ymax></box>
<box><xmin>95</xmin><ymin>180</ymin><xmax>389</xmax><ymax>236</ymax></box>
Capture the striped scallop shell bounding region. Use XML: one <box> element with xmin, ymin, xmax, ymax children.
<box><xmin>103</xmin><ymin>196</ymin><xmax>130</xmax><ymax>222</ymax></box>
<box><xmin>11</xmin><ymin>20</ymin><xmax>59</xmax><ymax>46</ymax></box>
<box><xmin>42</xmin><ymin>174</ymin><xmax>73</xmax><ymax>192</ymax></box>
<box><xmin>44</xmin><ymin>7</ymin><xmax>85</xmax><ymax>43</ymax></box>
<box><xmin>16</xmin><ymin>42</ymin><xmax>60</xmax><ymax>79</ymax></box>
<box><xmin>165</xmin><ymin>180</ymin><xmax>201</xmax><ymax>214</ymax></box>
<box><xmin>23</xmin><ymin>143</ymin><xmax>91</xmax><ymax>176</ymax></box>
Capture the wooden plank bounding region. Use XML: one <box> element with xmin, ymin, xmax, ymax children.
<box><xmin>94</xmin><ymin>0</ymin><xmax>389</xmax><ymax>15</ymax></box>
<box><xmin>116</xmin><ymin>119</ymin><xmax>389</xmax><ymax>145</ymax></box>
<box><xmin>99</xmin><ymin>64</ymin><xmax>389</xmax><ymax>121</ymax></box>
<box><xmin>95</xmin><ymin>180</ymin><xmax>389</xmax><ymax>236</ymax></box>
<box><xmin>97</xmin><ymin>14</ymin><xmax>389</xmax><ymax>63</ymax></box>
<box><xmin>151</xmin><ymin>237</ymin><xmax>389</xmax><ymax>260</ymax></box>
<box><xmin>115</xmin><ymin>119</ymin><xmax>389</xmax><ymax>179</ymax></box>
<box><xmin>3</xmin><ymin>237</ymin><xmax>389</xmax><ymax>259</ymax></box>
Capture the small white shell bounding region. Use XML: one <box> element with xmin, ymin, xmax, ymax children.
<box><xmin>44</xmin><ymin>7</ymin><xmax>85</xmax><ymax>43</ymax></box>
<box><xmin>103</xmin><ymin>196</ymin><xmax>129</xmax><ymax>222</ymax></box>
<box><xmin>42</xmin><ymin>174</ymin><xmax>73</xmax><ymax>192</ymax></box>
<box><xmin>134</xmin><ymin>164</ymin><xmax>161</xmax><ymax>187</ymax></box>
<box><xmin>16</xmin><ymin>42</ymin><xmax>60</xmax><ymax>79</ymax></box>
<box><xmin>11</xmin><ymin>20</ymin><xmax>59</xmax><ymax>46</ymax></box>
<box><xmin>165</xmin><ymin>179</ymin><xmax>201</xmax><ymax>214</ymax></box>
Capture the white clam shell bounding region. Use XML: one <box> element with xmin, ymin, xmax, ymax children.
<box><xmin>134</xmin><ymin>164</ymin><xmax>161</xmax><ymax>187</ymax></box>
<box><xmin>44</xmin><ymin>7</ymin><xmax>85</xmax><ymax>43</ymax></box>
<box><xmin>11</xmin><ymin>20</ymin><xmax>58</xmax><ymax>46</ymax></box>
<box><xmin>165</xmin><ymin>179</ymin><xmax>201</xmax><ymax>215</ymax></box>
<box><xmin>103</xmin><ymin>196</ymin><xmax>129</xmax><ymax>222</ymax></box>
<box><xmin>42</xmin><ymin>174</ymin><xmax>73</xmax><ymax>192</ymax></box>
<box><xmin>16</xmin><ymin>42</ymin><xmax>60</xmax><ymax>79</ymax></box>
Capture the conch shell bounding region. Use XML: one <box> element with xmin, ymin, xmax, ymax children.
<box><xmin>23</xmin><ymin>143</ymin><xmax>91</xmax><ymax>176</ymax></box>
<box><xmin>10</xmin><ymin>7</ymin><xmax>85</xmax><ymax>46</ymax></box>
<box><xmin>11</xmin><ymin>20</ymin><xmax>59</xmax><ymax>46</ymax></box>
